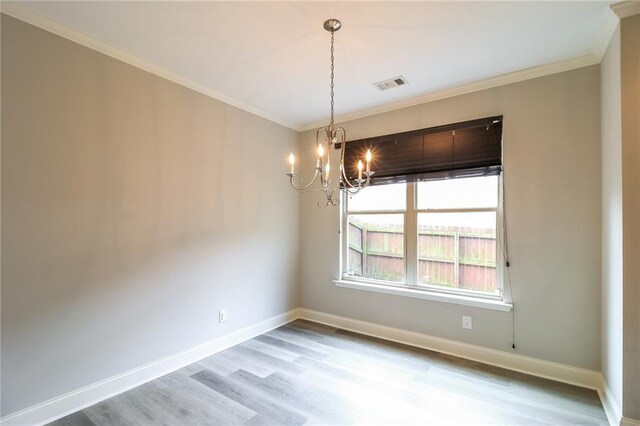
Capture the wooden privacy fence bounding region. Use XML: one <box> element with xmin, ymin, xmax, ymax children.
<box><xmin>348</xmin><ymin>221</ymin><xmax>497</xmax><ymax>292</ymax></box>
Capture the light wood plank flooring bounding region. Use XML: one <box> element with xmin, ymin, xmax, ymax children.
<box><xmin>50</xmin><ymin>320</ymin><xmax>608</xmax><ymax>425</ymax></box>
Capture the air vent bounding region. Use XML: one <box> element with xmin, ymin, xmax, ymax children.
<box><xmin>373</xmin><ymin>75</ymin><xmax>409</xmax><ymax>91</ymax></box>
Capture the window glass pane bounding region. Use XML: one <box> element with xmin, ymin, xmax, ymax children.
<box><xmin>347</xmin><ymin>183</ymin><xmax>406</xmax><ymax>212</ymax></box>
<box><xmin>346</xmin><ymin>214</ymin><xmax>404</xmax><ymax>283</ymax></box>
<box><xmin>416</xmin><ymin>176</ymin><xmax>498</xmax><ymax>210</ymax></box>
<box><xmin>417</xmin><ymin>212</ymin><xmax>497</xmax><ymax>293</ymax></box>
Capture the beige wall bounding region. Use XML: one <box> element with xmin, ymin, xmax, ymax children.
<box><xmin>1</xmin><ymin>8</ymin><xmax>629</xmax><ymax>420</ymax></box>
<box><xmin>601</xmin><ymin>24</ymin><xmax>623</xmax><ymax>411</ymax></box>
<box><xmin>621</xmin><ymin>13</ymin><xmax>640</xmax><ymax>421</ymax></box>
<box><xmin>298</xmin><ymin>65</ymin><xmax>602</xmax><ymax>370</ymax></box>
<box><xmin>1</xmin><ymin>15</ymin><xmax>299</xmax><ymax>416</ymax></box>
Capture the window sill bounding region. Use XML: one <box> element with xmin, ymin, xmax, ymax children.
<box><xmin>333</xmin><ymin>279</ymin><xmax>513</xmax><ymax>312</ymax></box>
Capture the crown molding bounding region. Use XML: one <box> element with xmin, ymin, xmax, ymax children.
<box><xmin>0</xmin><ymin>2</ymin><xmax>301</xmax><ymax>131</ymax></box>
<box><xmin>0</xmin><ymin>2</ymin><xmax>615</xmax><ymax>133</ymax></box>
<box><xmin>611</xmin><ymin>1</ymin><xmax>640</xmax><ymax>19</ymax></box>
<box><xmin>299</xmin><ymin>54</ymin><xmax>599</xmax><ymax>131</ymax></box>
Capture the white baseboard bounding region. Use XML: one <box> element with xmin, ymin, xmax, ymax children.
<box><xmin>0</xmin><ymin>308</ymin><xmax>300</xmax><ymax>426</ymax></box>
<box><xmin>598</xmin><ymin>377</ymin><xmax>623</xmax><ymax>426</ymax></box>
<box><xmin>300</xmin><ymin>308</ymin><xmax>640</xmax><ymax>425</ymax></box>
<box><xmin>3</xmin><ymin>307</ymin><xmax>632</xmax><ymax>426</ymax></box>
<box><xmin>298</xmin><ymin>308</ymin><xmax>602</xmax><ymax>390</ymax></box>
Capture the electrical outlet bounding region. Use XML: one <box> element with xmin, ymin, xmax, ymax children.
<box><xmin>218</xmin><ymin>309</ymin><xmax>228</xmax><ymax>323</ymax></box>
<box><xmin>462</xmin><ymin>315</ymin><xmax>472</xmax><ymax>330</ymax></box>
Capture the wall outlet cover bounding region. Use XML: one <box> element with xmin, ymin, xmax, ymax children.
<box><xmin>219</xmin><ymin>309</ymin><xmax>228</xmax><ymax>323</ymax></box>
<box><xmin>462</xmin><ymin>315</ymin><xmax>472</xmax><ymax>330</ymax></box>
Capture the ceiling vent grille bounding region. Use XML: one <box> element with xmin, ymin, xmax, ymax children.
<box><xmin>374</xmin><ymin>76</ymin><xmax>409</xmax><ymax>91</ymax></box>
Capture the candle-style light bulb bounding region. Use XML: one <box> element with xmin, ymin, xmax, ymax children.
<box><xmin>316</xmin><ymin>144</ymin><xmax>324</xmax><ymax>168</ymax></box>
<box><xmin>357</xmin><ymin>160</ymin><xmax>363</xmax><ymax>180</ymax></box>
<box><xmin>365</xmin><ymin>149</ymin><xmax>372</xmax><ymax>173</ymax></box>
<box><xmin>325</xmin><ymin>163</ymin><xmax>331</xmax><ymax>174</ymax></box>
<box><xmin>288</xmin><ymin>153</ymin><xmax>295</xmax><ymax>175</ymax></box>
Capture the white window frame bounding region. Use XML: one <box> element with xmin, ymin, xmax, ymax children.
<box><xmin>339</xmin><ymin>175</ymin><xmax>506</xmax><ymax>304</ymax></box>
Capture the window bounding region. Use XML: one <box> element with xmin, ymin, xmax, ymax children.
<box><xmin>340</xmin><ymin>116</ymin><xmax>504</xmax><ymax>302</ymax></box>
<box><xmin>342</xmin><ymin>175</ymin><xmax>502</xmax><ymax>299</ymax></box>
<box><xmin>345</xmin><ymin>184</ymin><xmax>406</xmax><ymax>283</ymax></box>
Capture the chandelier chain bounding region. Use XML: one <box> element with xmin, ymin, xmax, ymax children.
<box><xmin>330</xmin><ymin>30</ymin><xmax>335</xmax><ymax>127</ymax></box>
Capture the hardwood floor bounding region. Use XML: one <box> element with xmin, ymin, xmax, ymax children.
<box><xmin>50</xmin><ymin>320</ymin><xmax>608</xmax><ymax>425</ymax></box>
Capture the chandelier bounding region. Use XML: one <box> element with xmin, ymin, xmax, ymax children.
<box><xmin>287</xmin><ymin>18</ymin><xmax>374</xmax><ymax>207</ymax></box>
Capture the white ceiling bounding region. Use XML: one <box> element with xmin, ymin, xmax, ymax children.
<box><xmin>4</xmin><ymin>1</ymin><xmax>613</xmax><ymax>130</ymax></box>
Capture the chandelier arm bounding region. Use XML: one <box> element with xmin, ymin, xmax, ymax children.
<box><xmin>340</xmin><ymin>166</ymin><xmax>363</xmax><ymax>192</ymax></box>
<box><xmin>324</xmin><ymin>131</ymin><xmax>332</xmax><ymax>188</ymax></box>
<box><xmin>316</xmin><ymin>188</ymin><xmax>340</xmax><ymax>208</ymax></box>
<box><xmin>339</xmin><ymin>152</ymin><xmax>355</xmax><ymax>188</ymax></box>
<box><xmin>316</xmin><ymin>128</ymin><xmax>324</xmax><ymax>147</ymax></box>
<box><xmin>342</xmin><ymin>186</ymin><xmax>363</xmax><ymax>196</ymax></box>
<box><xmin>339</xmin><ymin>164</ymin><xmax>370</xmax><ymax>195</ymax></box>
<box><xmin>289</xmin><ymin>169</ymin><xmax>320</xmax><ymax>192</ymax></box>
<box><xmin>329</xmin><ymin>190</ymin><xmax>340</xmax><ymax>205</ymax></box>
<box><xmin>336</xmin><ymin>127</ymin><xmax>372</xmax><ymax>194</ymax></box>
<box><xmin>338</xmin><ymin>134</ymin><xmax>363</xmax><ymax>191</ymax></box>
<box><xmin>318</xmin><ymin>127</ymin><xmax>328</xmax><ymax>188</ymax></box>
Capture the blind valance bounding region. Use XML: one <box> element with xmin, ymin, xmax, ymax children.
<box><xmin>342</xmin><ymin>116</ymin><xmax>503</xmax><ymax>186</ymax></box>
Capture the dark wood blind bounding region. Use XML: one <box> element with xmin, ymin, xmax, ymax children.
<box><xmin>342</xmin><ymin>116</ymin><xmax>503</xmax><ymax>187</ymax></box>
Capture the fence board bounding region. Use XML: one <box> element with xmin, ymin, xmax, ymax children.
<box><xmin>347</xmin><ymin>220</ymin><xmax>496</xmax><ymax>292</ymax></box>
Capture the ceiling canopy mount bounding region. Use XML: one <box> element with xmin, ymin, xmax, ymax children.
<box><xmin>323</xmin><ymin>19</ymin><xmax>342</xmax><ymax>33</ymax></box>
